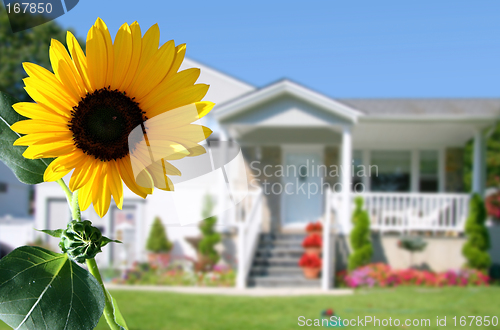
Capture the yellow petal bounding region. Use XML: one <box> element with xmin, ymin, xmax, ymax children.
<box><xmin>69</xmin><ymin>156</ymin><xmax>98</xmax><ymax>191</ymax></box>
<box><xmin>67</xmin><ymin>31</ymin><xmax>93</xmax><ymax>92</ymax></box>
<box><xmin>142</xmin><ymin>84</ymin><xmax>209</xmax><ymax>117</ymax></box>
<box><xmin>22</xmin><ymin>143</ymin><xmax>75</xmax><ymax>159</ymax></box>
<box><xmin>23</xmin><ymin>63</ymin><xmax>77</xmax><ymax>105</ymax></box>
<box><xmin>137</xmin><ymin>24</ymin><xmax>160</xmax><ymax>74</ymax></box>
<box><xmin>23</xmin><ymin>78</ymin><xmax>76</xmax><ymax>113</ymax></box>
<box><xmin>11</xmin><ymin>120</ymin><xmax>70</xmax><ymax>134</ymax></box>
<box><xmin>43</xmin><ymin>153</ymin><xmax>84</xmax><ymax>182</ymax></box>
<box><xmin>12</xmin><ymin>102</ymin><xmax>69</xmax><ymax>124</ymax></box>
<box><xmin>49</xmin><ymin>39</ymin><xmax>87</xmax><ymax>97</ymax></box>
<box><xmin>111</xmin><ymin>23</ymin><xmax>133</xmax><ymax>90</ymax></box>
<box><xmin>137</xmin><ymin>67</ymin><xmax>200</xmax><ymax>104</ymax></box>
<box><xmin>78</xmin><ymin>162</ymin><xmax>101</xmax><ymax>211</ymax></box>
<box><xmin>94</xmin><ymin>18</ymin><xmax>114</xmax><ymax>87</ymax></box>
<box><xmin>118</xmin><ymin>21</ymin><xmax>142</xmax><ymax>91</ymax></box>
<box><xmin>117</xmin><ymin>156</ymin><xmax>153</xmax><ymax>198</ymax></box>
<box><xmin>165</xmin><ymin>44</ymin><xmax>186</xmax><ymax>79</ymax></box>
<box><xmin>13</xmin><ymin>132</ymin><xmax>73</xmax><ymax>146</ymax></box>
<box><xmin>92</xmin><ymin>162</ymin><xmax>112</xmax><ymax>217</ymax></box>
<box><xmin>86</xmin><ymin>25</ymin><xmax>108</xmax><ymax>90</ymax></box>
<box><xmin>128</xmin><ymin>40</ymin><xmax>175</xmax><ymax>100</ymax></box>
<box><xmin>108</xmin><ymin>160</ymin><xmax>124</xmax><ymax>209</ymax></box>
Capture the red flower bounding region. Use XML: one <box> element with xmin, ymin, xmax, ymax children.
<box><xmin>306</xmin><ymin>222</ymin><xmax>323</xmax><ymax>232</ymax></box>
<box><xmin>302</xmin><ymin>234</ymin><xmax>322</xmax><ymax>248</ymax></box>
<box><xmin>298</xmin><ymin>253</ymin><xmax>322</xmax><ymax>268</ymax></box>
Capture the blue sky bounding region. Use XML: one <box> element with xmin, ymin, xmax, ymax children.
<box><xmin>56</xmin><ymin>0</ymin><xmax>500</xmax><ymax>98</ymax></box>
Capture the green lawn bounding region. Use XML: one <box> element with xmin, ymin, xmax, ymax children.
<box><xmin>1</xmin><ymin>287</ymin><xmax>499</xmax><ymax>329</ymax></box>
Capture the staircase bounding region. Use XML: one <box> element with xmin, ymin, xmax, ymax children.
<box><xmin>247</xmin><ymin>233</ymin><xmax>321</xmax><ymax>288</ymax></box>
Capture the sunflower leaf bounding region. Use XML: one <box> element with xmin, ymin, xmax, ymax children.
<box><xmin>0</xmin><ymin>91</ymin><xmax>53</xmax><ymax>184</ymax></box>
<box><xmin>108</xmin><ymin>290</ymin><xmax>129</xmax><ymax>330</ymax></box>
<box><xmin>0</xmin><ymin>246</ymin><xmax>105</xmax><ymax>330</ymax></box>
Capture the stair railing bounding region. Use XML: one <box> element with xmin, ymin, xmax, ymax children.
<box><xmin>236</xmin><ymin>188</ymin><xmax>263</xmax><ymax>289</ymax></box>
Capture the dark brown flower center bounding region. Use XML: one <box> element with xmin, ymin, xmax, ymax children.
<box><xmin>69</xmin><ymin>88</ymin><xmax>147</xmax><ymax>161</ymax></box>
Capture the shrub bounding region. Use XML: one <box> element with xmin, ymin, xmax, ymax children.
<box><xmin>462</xmin><ymin>194</ymin><xmax>491</xmax><ymax>271</ymax></box>
<box><xmin>302</xmin><ymin>234</ymin><xmax>322</xmax><ymax>248</ymax></box>
<box><xmin>198</xmin><ymin>194</ymin><xmax>221</xmax><ymax>267</ymax></box>
<box><xmin>306</xmin><ymin>221</ymin><xmax>322</xmax><ymax>232</ymax></box>
<box><xmin>298</xmin><ymin>253</ymin><xmax>322</xmax><ymax>268</ymax></box>
<box><xmin>146</xmin><ymin>217</ymin><xmax>173</xmax><ymax>253</ymax></box>
<box><xmin>348</xmin><ymin>197</ymin><xmax>373</xmax><ymax>271</ymax></box>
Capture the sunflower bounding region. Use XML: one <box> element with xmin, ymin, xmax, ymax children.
<box><xmin>11</xmin><ymin>18</ymin><xmax>214</xmax><ymax>217</ymax></box>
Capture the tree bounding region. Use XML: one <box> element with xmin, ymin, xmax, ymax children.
<box><xmin>462</xmin><ymin>194</ymin><xmax>491</xmax><ymax>271</ymax></box>
<box><xmin>198</xmin><ymin>194</ymin><xmax>220</xmax><ymax>268</ymax></box>
<box><xmin>348</xmin><ymin>197</ymin><xmax>373</xmax><ymax>271</ymax></box>
<box><xmin>0</xmin><ymin>4</ymin><xmax>80</xmax><ymax>101</ymax></box>
<box><xmin>146</xmin><ymin>217</ymin><xmax>172</xmax><ymax>253</ymax></box>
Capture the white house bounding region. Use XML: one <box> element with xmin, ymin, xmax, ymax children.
<box><xmin>7</xmin><ymin>58</ymin><xmax>500</xmax><ymax>289</ymax></box>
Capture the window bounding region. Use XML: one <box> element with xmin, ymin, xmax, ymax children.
<box><xmin>0</xmin><ymin>183</ymin><xmax>7</xmax><ymax>193</ymax></box>
<box><xmin>419</xmin><ymin>150</ymin><xmax>438</xmax><ymax>192</ymax></box>
<box><xmin>370</xmin><ymin>151</ymin><xmax>411</xmax><ymax>192</ymax></box>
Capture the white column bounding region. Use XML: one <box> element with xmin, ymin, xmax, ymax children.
<box><xmin>362</xmin><ymin>150</ymin><xmax>371</xmax><ymax>191</ymax></box>
<box><xmin>472</xmin><ymin>130</ymin><xmax>486</xmax><ymax>195</ymax></box>
<box><xmin>411</xmin><ymin>150</ymin><xmax>420</xmax><ymax>192</ymax></box>
<box><xmin>438</xmin><ymin>148</ymin><xmax>446</xmax><ymax>192</ymax></box>
<box><xmin>218</xmin><ymin>129</ymin><xmax>229</xmax><ymax>224</ymax></box>
<box><xmin>236</xmin><ymin>221</ymin><xmax>246</xmax><ymax>289</ymax></box>
<box><xmin>341</xmin><ymin>126</ymin><xmax>352</xmax><ymax>234</ymax></box>
<box><xmin>322</xmin><ymin>189</ymin><xmax>333</xmax><ymax>291</ymax></box>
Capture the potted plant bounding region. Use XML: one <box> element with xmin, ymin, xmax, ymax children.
<box><xmin>298</xmin><ymin>253</ymin><xmax>322</xmax><ymax>279</ymax></box>
<box><xmin>146</xmin><ymin>217</ymin><xmax>173</xmax><ymax>267</ymax></box>
<box><xmin>306</xmin><ymin>221</ymin><xmax>323</xmax><ymax>235</ymax></box>
<box><xmin>397</xmin><ymin>236</ymin><xmax>427</xmax><ymax>268</ymax></box>
<box><xmin>302</xmin><ymin>233</ymin><xmax>322</xmax><ymax>256</ymax></box>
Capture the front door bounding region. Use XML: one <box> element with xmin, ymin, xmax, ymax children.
<box><xmin>282</xmin><ymin>149</ymin><xmax>323</xmax><ymax>226</ymax></box>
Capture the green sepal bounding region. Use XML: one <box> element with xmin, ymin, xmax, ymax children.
<box><xmin>101</xmin><ymin>236</ymin><xmax>122</xmax><ymax>247</ymax></box>
<box><xmin>37</xmin><ymin>228</ymin><xmax>64</xmax><ymax>238</ymax></box>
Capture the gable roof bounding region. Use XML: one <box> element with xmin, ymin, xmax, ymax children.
<box><xmin>214</xmin><ymin>79</ymin><xmax>363</xmax><ymax>123</ymax></box>
<box><xmin>340</xmin><ymin>98</ymin><xmax>500</xmax><ymax>119</ymax></box>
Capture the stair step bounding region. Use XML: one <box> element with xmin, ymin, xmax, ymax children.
<box><xmin>250</xmin><ymin>266</ymin><xmax>304</xmax><ymax>277</ymax></box>
<box><xmin>255</xmin><ymin>247</ymin><xmax>304</xmax><ymax>258</ymax></box>
<box><xmin>260</xmin><ymin>233</ymin><xmax>307</xmax><ymax>240</ymax></box>
<box><xmin>248</xmin><ymin>276</ymin><xmax>321</xmax><ymax>288</ymax></box>
<box><xmin>253</xmin><ymin>256</ymin><xmax>300</xmax><ymax>267</ymax></box>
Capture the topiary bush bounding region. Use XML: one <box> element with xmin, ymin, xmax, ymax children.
<box><xmin>348</xmin><ymin>197</ymin><xmax>373</xmax><ymax>271</ymax></box>
<box><xmin>462</xmin><ymin>193</ymin><xmax>491</xmax><ymax>271</ymax></box>
<box><xmin>198</xmin><ymin>194</ymin><xmax>221</xmax><ymax>268</ymax></box>
<box><xmin>146</xmin><ymin>217</ymin><xmax>173</xmax><ymax>253</ymax></box>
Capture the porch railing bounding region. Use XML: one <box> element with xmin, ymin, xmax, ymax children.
<box><xmin>234</xmin><ymin>189</ymin><xmax>263</xmax><ymax>289</ymax></box>
<box><xmin>331</xmin><ymin>192</ymin><xmax>471</xmax><ymax>234</ymax></box>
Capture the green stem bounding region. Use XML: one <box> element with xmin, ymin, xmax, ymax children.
<box><xmin>71</xmin><ymin>190</ymin><xmax>81</xmax><ymax>221</ymax></box>
<box><xmin>56</xmin><ymin>179</ymin><xmax>73</xmax><ymax>207</ymax></box>
<box><xmin>87</xmin><ymin>258</ymin><xmax>120</xmax><ymax>330</ymax></box>
<box><xmin>56</xmin><ymin>178</ymin><xmax>120</xmax><ymax>330</ymax></box>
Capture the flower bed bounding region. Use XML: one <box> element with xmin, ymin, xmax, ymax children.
<box><xmin>112</xmin><ymin>261</ymin><xmax>236</xmax><ymax>287</ymax></box>
<box><xmin>339</xmin><ymin>263</ymin><xmax>490</xmax><ymax>288</ymax></box>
